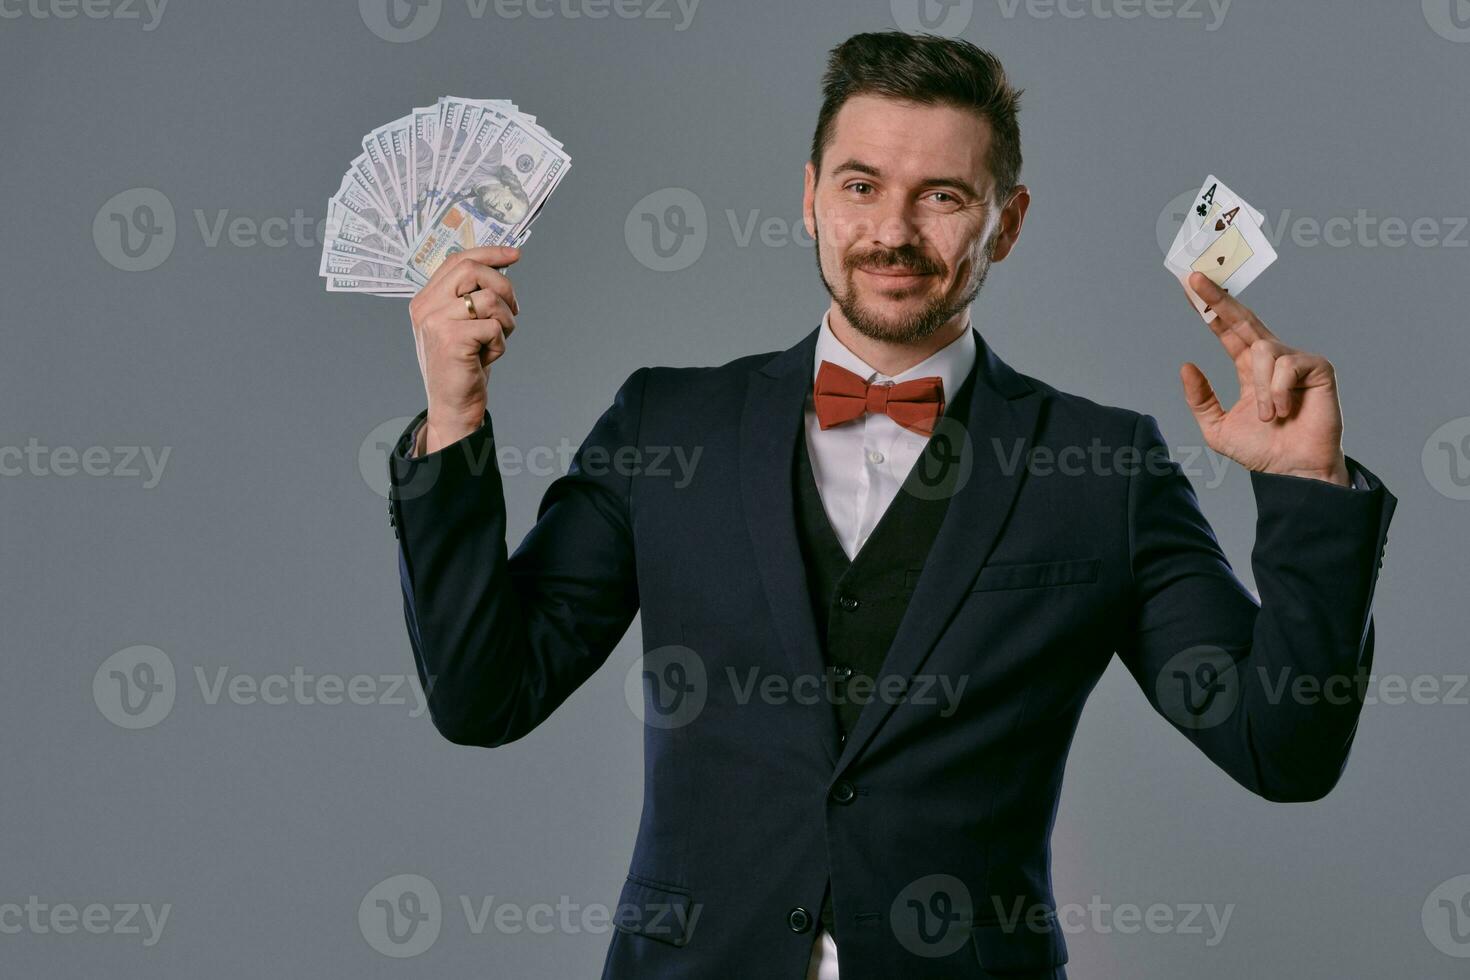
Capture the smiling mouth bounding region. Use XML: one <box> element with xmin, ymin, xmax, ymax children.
<box><xmin>858</xmin><ymin>266</ymin><xmax>934</xmax><ymax>285</ymax></box>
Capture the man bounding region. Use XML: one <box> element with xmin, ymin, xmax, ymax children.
<box><xmin>386</xmin><ymin>31</ymin><xmax>1395</xmax><ymax>980</ymax></box>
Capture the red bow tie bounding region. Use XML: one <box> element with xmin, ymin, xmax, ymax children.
<box><xmin>813</xmin><ymin>359</ymin><xmax>945</xmax><ymax>436</ymax></box>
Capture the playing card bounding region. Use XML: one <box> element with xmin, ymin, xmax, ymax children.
<box><xmin>1165</xmin><ymin>205</ymin><xmax>1277</xmax><ymax>321</ymax></box>
<box><xmin>1166</xmin><ymin>174</ymin><xmax>1266</xmax><ymax>264</ymax></box>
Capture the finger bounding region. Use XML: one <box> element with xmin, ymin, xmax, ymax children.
<box><xmin>1250</xmin><ymin>339</ymin><xmax>1286</xmax><ymax>421</ymax></box>
<box><xmin>1268</xmin><ymin>351</ymin><xmax>1330</xmax><ymax>419</ymax></box>
<box><xmin>477</xmin><ymin>316</ymin><xmax>509</xmax><ymax>368</ymax></box>
<box><xmin>463</xmin><ymin>292</ymin><xmax>517</xmax><ymax>337</ymax></box>
<box><xmin>1188</xmin><ymin>272</ymin><xmax>1277</xmax><ymax>344</ymax></box>
<box><xmin>444</xmin><ymin>261</ymin><xmax>520</xmax><ymax>316</ymax></box>
<box><xmin>426</xmin><ymin>246</ymin><xmax>522</xmax><ymax>298</ymax></box>
<box><xmin>1180</xmin><ymin>362</ymin><xmax>1226</xmax><ymax>437</ymax></box>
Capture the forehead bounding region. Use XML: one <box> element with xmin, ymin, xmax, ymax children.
<box><xmin>825</xmin><ymin>94</ymin><xmax>993</xmax><ymax>186</ymax></box>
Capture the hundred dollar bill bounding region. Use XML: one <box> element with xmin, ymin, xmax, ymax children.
<box><xmin>322</xmin><ymin>250</ymin><xmax>409</xmax><ymax>284</ymax></box>
<box><xmin>363</xmin><ymin>128</ymin><xmax>407</xmax><ymax>238</ymax></box>
<box><xmin>406</xmin><ymin>118</ymin><xmax>570</xmax><ymax>284</ymax></box>
<box><xmin>409</xmin><ymin>106</ymin><xmax>438</xmax><ymax>238</ymax></box>
<box><xmin>326</xmin><ymin>275</ymin><xmax>417</xmax><ymax>294</ymax></box>
<box><xmin>326</xmin><ymin>201</ymin><xmax>405</xmax><ymax>260</ymax></box>
<box><xmin>334</xmin><ymin>174</ymin><xmax>402</xmax><ymax>249</ymax></box>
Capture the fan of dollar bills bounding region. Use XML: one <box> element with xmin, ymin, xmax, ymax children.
<box><xmin>320</xmin><ymin>97</ymin><xmax>570</xmax><ymax>297</ymax></box>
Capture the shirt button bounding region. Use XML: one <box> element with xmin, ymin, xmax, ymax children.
<box><xmin>788</xmin><ymin>907</ymin><xmax>812</xmax><ymax>933</ymax></box>
<box><xmin>867</xmin><ymin>449</ymin><xmax>884</xmax><ymax>464</ymax></box>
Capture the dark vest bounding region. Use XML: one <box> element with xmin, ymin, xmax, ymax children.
<box><xmin>792</xmin><ymin>362</ymin><xmax>978</xmax><ymax>932</ymax></box>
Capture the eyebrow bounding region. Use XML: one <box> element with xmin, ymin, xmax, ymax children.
<box><xmin>829</xmin><ymin>159</ymin><xmax>981</xmax><ymax>199</ymax></box>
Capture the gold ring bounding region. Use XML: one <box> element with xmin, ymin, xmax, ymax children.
<box><xmin>463</xmin><ymin>293</ymin><xmax>476</xmax><ymax>317</ymax></box>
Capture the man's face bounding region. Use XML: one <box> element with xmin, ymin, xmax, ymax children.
<box><xmin>803</xmin><ymin>95</ymin><xmax>1024</xmax><ymax>346</ymax></box>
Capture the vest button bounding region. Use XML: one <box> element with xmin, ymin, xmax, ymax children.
<box><xmin>788</xmin><ymin>907</ymin><xmax>812</xmax><ymax>933</ymax></box>
<box><xmin>830</xmin><ymin>780</ymin><xmax>856</xmax><ymax>805</ymax></box>
<box><xmin>837</xmin><ymin>594</ymin><xmax>860</xmax><ymax>611</ymax></box>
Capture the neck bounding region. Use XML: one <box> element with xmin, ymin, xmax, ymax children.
<box><xmin>825</xmin><ymin>306</ymin><xmax>971</xmax><ymax>376</ymax></box>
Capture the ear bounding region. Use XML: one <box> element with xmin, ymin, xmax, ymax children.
<box><xmin>987</xmin><ymin>184</ymin><xmax>1030</xmax><ymax>263</ymax></box>
<box><xmin>802</xmin><ymin>161</ymin><xmax>817</xmax><ymax>240</ymax></box>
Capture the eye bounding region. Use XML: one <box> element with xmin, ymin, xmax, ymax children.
<box><xmin>844</xmin><ymin>181</ymin><xmax>874</xmax><ymax>196</ymax></box>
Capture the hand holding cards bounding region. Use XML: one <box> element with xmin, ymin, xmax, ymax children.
<box><xmin>1163</xmin><ymin>175</ymin><xmax>1276</xmax><ymax>323</ymax></box>
<box><xmin>320</xmin><ymin>97</ymin><xmax>570</xmax><ymax>298</ymax></box>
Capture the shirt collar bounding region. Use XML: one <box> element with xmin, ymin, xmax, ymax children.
<box><xmin>813</xmin><ymin>308</ymin><xmax>976</xmax><ymax>402</ymax></box>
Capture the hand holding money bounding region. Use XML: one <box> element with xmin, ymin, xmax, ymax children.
<box><xmin>320</xmin><ymin>96</ymin><xmax>569</xmax><ymax>296</ymax></box>
<box><xmin>409</xmin><ymin>245</ymin><xmax>522</xmax><ymax>455</ymax></box>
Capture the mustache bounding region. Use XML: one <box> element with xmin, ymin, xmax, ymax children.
<box><xmin>846</xmin><ymin>249</ymin><xmax>942</xmax><ymax>276</ymax></box>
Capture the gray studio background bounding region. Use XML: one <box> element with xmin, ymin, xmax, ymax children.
<box><xmin>3</xmin><ymin>0</ymin><xmax>1468</xmax><ymax>976</ymax></box>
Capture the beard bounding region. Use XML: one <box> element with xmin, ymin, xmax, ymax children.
<box><xmin>813</xmin><ymin>216</ymin><xmax>992</xmax><ymax>346</ymax></box>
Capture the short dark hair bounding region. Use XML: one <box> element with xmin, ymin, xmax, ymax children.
<box><xmin>810</xmin><ymin>31</ymin><xmax>1024</xmax><ymax>203</ymax></box>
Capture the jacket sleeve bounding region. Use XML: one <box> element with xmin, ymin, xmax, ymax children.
<box><xmin>387</xmin><ymin>368</ymin><xmax>649</xmax><ymax>747</ymax></box>
<box><xmin>1114</xmin><ymin>412</ymin><xmax>1397</xmax><ymax>802</ymax></box>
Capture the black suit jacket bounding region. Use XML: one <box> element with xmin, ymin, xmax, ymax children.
<box><xmin>387</xmin><ymin>325</ymin><xmax>1396</xmax><ymax>979</ymax></box>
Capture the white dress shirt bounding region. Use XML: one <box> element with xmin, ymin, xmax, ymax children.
<box><xmin>802</xmin><ymin>310</ymin><xmax>975</xmax><ymax>980</ymax></box>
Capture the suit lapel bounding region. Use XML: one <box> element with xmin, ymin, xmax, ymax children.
<box><xmin>830</xmin><ymin>329</ymin><xmax>1041</xmax><ymax>777</ymax></box>
<box><xmin>739</xmin><ymin>326</ymin><xmax>841</xmax><ymax>766</ymax></box>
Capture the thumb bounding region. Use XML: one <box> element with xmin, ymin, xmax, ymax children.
<box><xmin>1180</xmin><ymin>362</ymin><xmax>1225</xmax><ymax>435</ymax></box>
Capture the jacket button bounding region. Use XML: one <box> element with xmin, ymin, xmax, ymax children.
<box><xmin>830</xmin><ymin>780</ymin><xmax>856</xmax><ymax>805</ymax></box>
<box><xmin>837</xmin><ymin>594</ymin><xmax>859</xmax><ymax>612</ymax></box>
<box><xmin>788</xmin><ymin>907</ymin><xmax>812</xmax><ymax>933</ymax></box>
